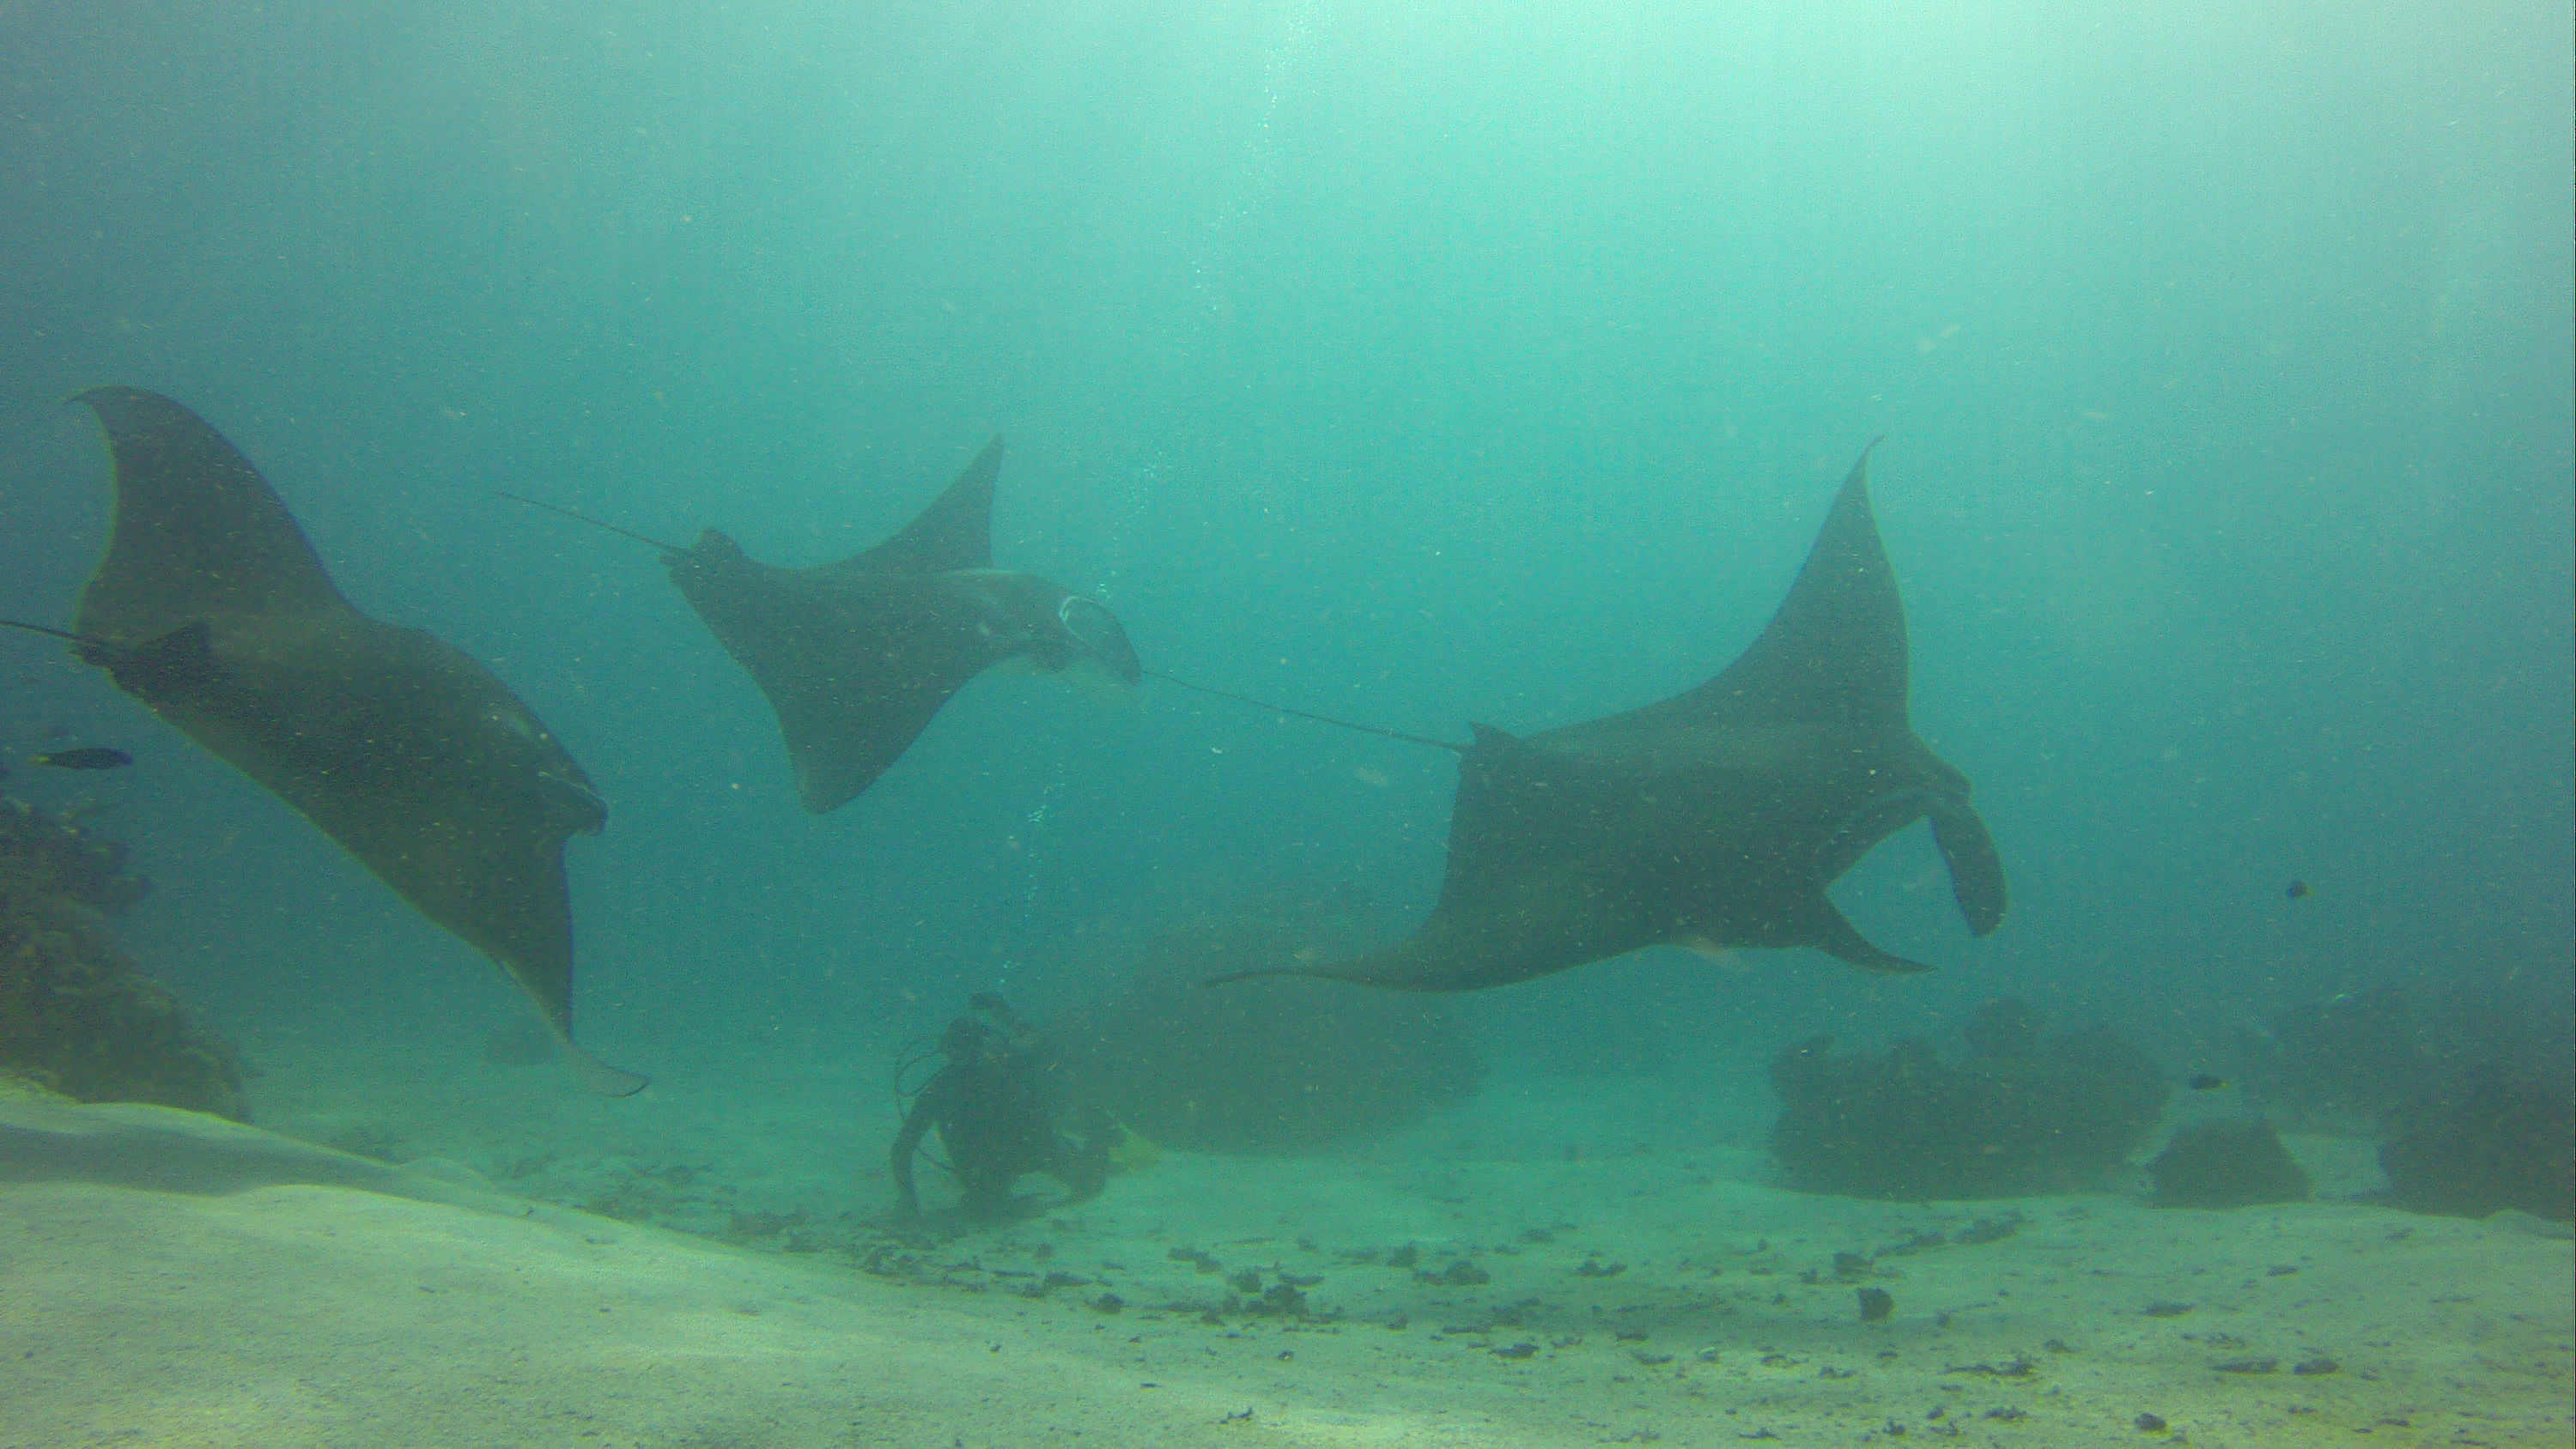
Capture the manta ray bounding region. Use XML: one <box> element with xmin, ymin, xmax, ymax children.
<box><xmin>509</xmin><ymin>437</ymin><xmax>1141</xmax><ymax>814</ymax></box>
<box><xmin>11</xmin><ymin>388</ymin><xmax>644</xmax><ymax>1095</ymax></box>
<box><xmin>1212</xmin><ymin>444</ymin><xmax>2005</xmax><ymax>991</ymax></box>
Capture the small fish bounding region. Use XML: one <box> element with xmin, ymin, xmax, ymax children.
<box><xmin>2188</xmin><ymin>1074</ymin><xmax>2227</xmax><ymax>1092</ymax></box>
<box><xmin>28</xmin><ymin>748</ymin><xmax>133</xmax><ymax>771</ymax></box>
<box><xmin>2284</xmin><ymin>879</ymin><xmax>2311</xmax><ymax>900</ymax></box>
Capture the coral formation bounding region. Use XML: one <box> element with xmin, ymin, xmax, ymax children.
<box><xmin>2243</xmin><ymin>987</ymin><xmax>2439</xmax><ymax>1134</ymax></box>
<box><xmin>2148</xmin><ymin>1119</ymin><xmax>2312</xmax><ymax>1209</ymax></box>
<box><xmin>2379</xmin><ymin>1069</ymin><xmax>2574</xmax><ymax>1222</ymax></box>
<box><xmin>0</xmin><ymin>797</ymin><xmax>247</xmax><ymax>1119</ymax></box>
<box><xmin>1054</xmin><ymin>890</ymin><xmax>1482</xmax><ymax>1154</ymax></box>
<box><xmin>1767</xmin><ymin>998</ymin><xmax>2168</xmax><ymax>1200</ymax></box>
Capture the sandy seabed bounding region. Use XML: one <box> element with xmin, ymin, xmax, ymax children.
<box><xmin>3</xmin><ymin>1057</ymin><xmax>2569</xmax><ymax>1449</ymax></box>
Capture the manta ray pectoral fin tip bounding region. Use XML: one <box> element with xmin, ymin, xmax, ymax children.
<box><xmin>1814</xmin><ymin>899</ymin><xmax>1935</xmax><ymax>974</ymax></box>
<box><xmin>559</xmin><ymin>1037</ymin><xmax>650</xmax><ymax>1096</ymax></box>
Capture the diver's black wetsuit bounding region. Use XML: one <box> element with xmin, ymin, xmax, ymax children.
<box><xmin>890</xmin><ymin>1000</ymin><xmax>1109</xmax><ymax>1222</ymax></box>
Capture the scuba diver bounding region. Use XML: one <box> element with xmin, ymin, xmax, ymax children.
<box><xmin>890</xmin><ymin>994</ymin><xmax>1113</xmax><ymax>1222</ymax></box>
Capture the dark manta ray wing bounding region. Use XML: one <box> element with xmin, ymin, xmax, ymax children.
<box><xmin>829</xmin><ymin>435</ymin><xmax>1002</xmax><ymax>578</ymax></box>
<box><xmin>66</xmin><ymin>389</ymin><xmax>643</xmax><ymax>1096</ymax></box>
<box><xmin>1654</xmin><ymin>440</ymin><xmax>1907</xmax><ymax>731</ymax></box>
<box><xmin>72</xmin><ymin>386</ymin><xmax>348</xmax><ymax>639</ymax></box>
<box><xmin>1219</xmin><ymin>443</ymin><xmax>2002</xmax><ymax>995</ymax></box>
<box><xmin>668</xmin><ymin>531</ymin><xmax>1002</xmax><ymax>814</ymax></box>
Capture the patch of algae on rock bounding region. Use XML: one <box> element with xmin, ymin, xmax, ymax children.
<box><xmin>0</xmin><ymin>796</ymin><xmax>248</xmax><ymax>1121</ymax></box>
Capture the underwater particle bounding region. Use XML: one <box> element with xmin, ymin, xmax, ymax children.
<box><xmin>1856</xmin><ymin>1288</ymin><xmax>1895</xmax><ymax>1322</ymax></box>
<box><xmin>2134</xmin><ymin>1412</ymin><xmax>2168</xmax><ymax>1432</ymax></box>
<box><xmin>28</xmin><ymin>748</ymin><xmax>131</xmax><ymax>770</ymax></box>
<box><xmin>2187</xmin><ymin>1074</ymin><xmax>2227</xmax><ymax>1091</ymax></box>
<box><xmin>2284</xmin><ymin>879</ymin><xmax>2311</xmax><ymax>900</ymax></box>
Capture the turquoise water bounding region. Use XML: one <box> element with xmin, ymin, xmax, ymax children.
<box><xmin>0</xmin><ymin>3</ymin><xmax>2567</xmax><ymax>1443</ymax></box>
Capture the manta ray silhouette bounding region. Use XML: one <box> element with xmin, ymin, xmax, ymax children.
<box><xmin>15</xmin><ymin>388</ymin><xmax>644</xmax><ymax>1094</ymax></box>
<box><xmin>509</xmin><ymin>438</ymin><xmax>1141</xmax><ymax>814</ymax></box>
<box><xmin>1210</xmin><ymin>444</ymin><xmax>2004</xmax><ymax>991</ymax></box>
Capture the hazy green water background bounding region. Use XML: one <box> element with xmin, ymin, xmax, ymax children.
<box><xmin>0</xmin><ymin>2</ymin><xmax>2567</xmax><ymax>1083</ymax></box>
